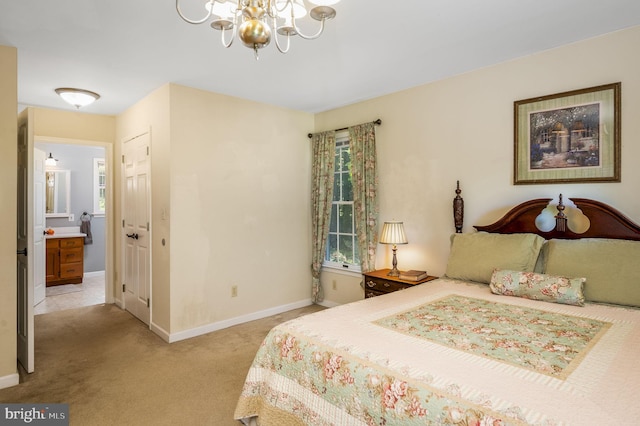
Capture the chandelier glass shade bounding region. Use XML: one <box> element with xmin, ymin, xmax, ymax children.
<box><xmin>176</xmin><ymin>0</ymin><xmax>339</xmax><ymax>59</ymax></box>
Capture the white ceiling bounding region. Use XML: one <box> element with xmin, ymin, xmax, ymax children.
<box><xmin>1</xmin><ymin>0</ymin><xmax>639</xmax><ymax>116</ymax></box>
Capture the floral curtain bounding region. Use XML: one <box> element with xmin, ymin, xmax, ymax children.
<box><xmin>349</xmin><ymin>122</ymin><xmax>379</xmax><ymax>273</ymax></box>
<box><xmin>310</xmin><ymin>131</ymin><xmax>336</xmax><ymax>303</ymax></box>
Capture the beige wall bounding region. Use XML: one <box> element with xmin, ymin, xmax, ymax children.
<box><xmin>0</xmin><ymin>45</ymin><xmax>18</xmax><ymax>387</ymax></box>
<box><xmin>117</xmin><ymin>84</ymin><xmax>314</xmax><ymax>336</ymax></box>
<box><xmin>32</xmin><ymin>108</ymin><xmax>115</xmax><ymax>142</ymax></box>
<box><xmin>168</xmin><ymin>84</ymin><xmax>313</xmax><ymax>333</ymax></box>
<box><xmin>317</xmin><ymin>26</ymin><xmax>640</xmax><ymax>304</ymax></box>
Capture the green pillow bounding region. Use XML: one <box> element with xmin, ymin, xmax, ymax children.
<box><xmin>444</xmin><ymin>232</ymin><xmax>546</xmax><ymax>284</ymax></box>
<box><xmin>490</xmin><ymin>269</ymin><xmax>585</xmax><ymax>306</ymax></box>
<box><xmin>544</xmin><ymin>238</ymin><xmax>640</xmax><ymax>307</ymax></box>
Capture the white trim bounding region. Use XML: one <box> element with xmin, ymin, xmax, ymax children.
<box><xmin>93</xmin><ymin>157</ymin><xmax>106</xmax><ymax>215</ymax></box>
<box><xmin>322</xmin><ymin>263</ymin><xmax>361</xmax><ymax>275</ymax></box>
<box><xmin>321</xmin><ymin>265</ymin><xmax>362</xmax><ymax>278</ymax></box>
<box><xmin>34</xmin><ymin>135</ymin><xmax>115</xmax><ymax>307</ymax></box>
<box><xmin>317</xmin><ymin>299</ymin><xmax>341</xmax><ymax>308</ymax></box>
<box><xmin>83</xmin><ymin>270</ymin><xmax>105</xmax><ymax>279</ymax></box>
<box><xmin>150</xmin><ymin>321</ymin><xmax>171</xmax><ymax>343</ymax></box>
<box><xmin>0</xmin><ymin>373</ymin><xmax>19</xmax><ymax>390</ymax></box>
<box><xmin>163</xmin><ymin>299</ymin><xmax>313</xmax><ymax>343</ymax></box>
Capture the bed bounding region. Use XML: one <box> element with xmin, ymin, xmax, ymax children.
<box><xmin>234</xmin><ymin>187</ymin><xmax>640</xmax><ymax>425</ymax></box>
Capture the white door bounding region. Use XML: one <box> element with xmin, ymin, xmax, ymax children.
<box><xmin>122</xmin><ymin>133</ymin><xmax>151</xmax><ymax>325</ymax></box>
<box><xmin>17</xmin><ymin>120</ymin><xmax>34</xmax><ymax>373</ymax></box>
<box><xmin>33</xmin><ymin>148</ymin><xmax>46</xmax><ymax>306</ymax></box>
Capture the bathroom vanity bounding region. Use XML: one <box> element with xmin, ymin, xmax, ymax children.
<box><xmin>45</xmin><ymin>231</ymin><xmax>85</xmax><ymax>286</ymax></box>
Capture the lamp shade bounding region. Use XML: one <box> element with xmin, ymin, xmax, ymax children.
<box><xmin>379</xmin><ymin>221</ymin><xmax>408</xmax><ymax>245</ymax></box>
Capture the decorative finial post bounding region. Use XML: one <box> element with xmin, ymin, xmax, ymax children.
<box><xmin>453</xmin><ymin>181</ymin><xmax>464</xmax><ymax>233</ymax></box>
<box><xmin>555</xmin><ymin>194</ymin><xmax>567</xmax><ymax>232</ymax></box>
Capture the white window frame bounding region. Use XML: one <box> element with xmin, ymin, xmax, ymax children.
<box><xmin>93</xmin><ymin>157</ymin><xmax>106</xmax><ymax>216</ymax></box>
<box><xmin>322</xmin><ymin>131</ymin><xmax>361</xmax><ymax>275</ymax></box>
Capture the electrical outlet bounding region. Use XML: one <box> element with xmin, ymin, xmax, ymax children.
<box><xmin>332</xmin><ymin>280</ymin><xmax>337</xmax><ymax>290</ymax></box>
<box><xmin>231</xmin><ymin>285</ymin><xmax>238</xmax><ymax>297</ymax></box>
<box><xmin>68</xmin><ymin>213</ymin><xmax>75</xmax><ymax>222</ymax></box>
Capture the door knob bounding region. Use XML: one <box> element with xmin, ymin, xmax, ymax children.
<box><xmin>16</xmin><ymin>248</ymin><xmax>27</xmax><ymax>256</ymax></box>
<box><xmin>126</xmin><ymin>233</ymin><xmax>139</xmax><ymax>240</ymax></box>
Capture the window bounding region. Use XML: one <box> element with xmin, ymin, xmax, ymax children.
<box><xmin>324</xmin><ymin>133</ymin><xmax>360</xmax><ymax>272</ymax></box>
<box><xmin>93</xmin><ymin>158</ymin><xmax>106</xmax><ymax>215</ymax></box>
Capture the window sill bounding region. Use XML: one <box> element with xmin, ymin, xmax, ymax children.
<box><xmin>321</xmin><ymin>264</ymin><xmax>362</xmax><ymax>278</ymax></box>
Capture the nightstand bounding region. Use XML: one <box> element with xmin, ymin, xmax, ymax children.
<box><xmin>362</xmin><ymin>269</ymin><xmax>438</xmax><ymax>298</ymax></box>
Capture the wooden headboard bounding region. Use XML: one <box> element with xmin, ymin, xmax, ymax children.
<box><xmin>453</xmin><ymin>183</ymin><xmax>640</xmax><ymax>241</ymax></box>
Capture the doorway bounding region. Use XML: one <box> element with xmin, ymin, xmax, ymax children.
<box><xmin>34</xmin><ymin>139</ymin><xmax>113</xmax><ymax>315</ymax></box>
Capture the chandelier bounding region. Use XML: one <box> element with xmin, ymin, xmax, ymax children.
<box><xmin>176</xmin><ymin>0</ymin><xmax>340</xmax><ymax>59</ymax></box>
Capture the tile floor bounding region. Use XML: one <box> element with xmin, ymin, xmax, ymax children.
<box><xmin>35</xmin><ymin>271</ymin><xmax>105</xmax><ymax>315</ymax></box>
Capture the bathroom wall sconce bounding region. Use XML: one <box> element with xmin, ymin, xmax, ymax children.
<box><xmin>55</xmin><ymin>87</ymin><xmax>100</xmax><ymax>109</ymax></box>
<box><xmin>45</xmin><ymin>153</ymin><xmax>57</xmax><ymax>167</ymax></box>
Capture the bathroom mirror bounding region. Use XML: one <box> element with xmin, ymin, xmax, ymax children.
<box><xmin>45</xmin><ymin>170</ymin><xmax>71</xmax><ymax>217</ymax></box>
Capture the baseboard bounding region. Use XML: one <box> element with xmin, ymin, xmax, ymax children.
<box><xmin>150</xmin><ymin>321</ymin><xmax>171</xmax><ymax>343</ymax></box>
<box><xmin>83</xmin><ymin>270</ymin><xmax>105</xmax><ymax>278</ymax></box>
<box><xmin>317</xmin><ymin>299</ymin><xmax>341</xmax><ymax>308</ymax></box>
<box><xmin>0</xmin><ymin>372</ymin><xmax>19</xmax><ymax>390</ymax></box>
<box><xmin>166</xmin><ymin>299</ymin><xmax>313</xmax><ymax>343</ymax></box>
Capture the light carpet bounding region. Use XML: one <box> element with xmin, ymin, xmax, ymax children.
<box><xmin>0</xmin><ymin>303</ymin><xmax>325</xmax><ymax>425</ymax></box>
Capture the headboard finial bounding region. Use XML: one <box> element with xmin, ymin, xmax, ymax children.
<box><xmin>555</xmin><ymin>194</ymin><xmax>567</xmax><ymax>232</ymax></box>
<box><xmin>453</xmin><ymin>181</ymin><xmax>464</xmax><ymax>233</ymax></box>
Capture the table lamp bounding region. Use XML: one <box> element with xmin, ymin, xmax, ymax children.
<box><xmin>379</xmin><ymin>221</ymin><xmax>408</xmax><ymax>276</ymax></box>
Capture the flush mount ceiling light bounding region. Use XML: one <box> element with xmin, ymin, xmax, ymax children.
<box><xmin>55</xmin><ymin>88</ymin><xmax>101</xmax><ymax>109</ymax></box>
<box><xmin>176</xmin><ymin>0</ymin><xmax>340</xmax><ymax>60</ymax></box>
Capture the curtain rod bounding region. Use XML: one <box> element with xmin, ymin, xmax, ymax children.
<box><xmin>307</xmin><ymin>119</ymin><xmax>382</xmax><ymax>139</ymax></box>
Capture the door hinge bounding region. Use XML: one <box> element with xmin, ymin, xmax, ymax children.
<box><xmin>122</xmin><ymin>219</ymin><xmax>125</xmax><ymax>228</ymax></box>
<box><xmin>147</xmin><ymin>298</ymin><xmax>150</xmax><ymax>308</ymax></box>
<box><xmin>122</xmin><ymin>284</ymin><xmax>125</xmax><ymax>292</ymax></box>
<box><xmin>146</xmin><ymin>146</ymin><xmax>149</xmax><ymax>156</ymax></box>
<box><xmin>121</xmin><ymin>154</ymin><xmax>124</xmax><ymax>164</ymax></box>
<box><xmin>147</xmin><ymin>222</ymin><xmax>150</xmax><ymax>231</ymax></box>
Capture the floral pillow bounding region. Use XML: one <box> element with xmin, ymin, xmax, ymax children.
<box><xmin>489</xmin><ymin>269</ymin><xmax>585</xmax><ymax>306</ymax></box>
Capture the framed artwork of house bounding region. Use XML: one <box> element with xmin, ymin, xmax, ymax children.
<box><xmin>514</xmin><ymin>82</ymin><xmax>621</xmax><ymax>184</ymax></box>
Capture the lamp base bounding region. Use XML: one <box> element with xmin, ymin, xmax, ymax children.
<box><xmin>387</xmin><ymin>246</ymin><xmax>400</xmax><ymax>276</ymax></box>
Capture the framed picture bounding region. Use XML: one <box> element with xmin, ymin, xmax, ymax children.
<box><xmin>514</xmin><ymin>82</ymin><xmax>621</xmax><ymax>185</ymax></box>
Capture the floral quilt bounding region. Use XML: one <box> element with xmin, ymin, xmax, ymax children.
<box><xmin>234</xmin><ymin>279</ymin><xmax>640</xmax><ymax>425</ymax></box>
<box><xmin>374</xmin><ymin>295</ymin><xmax>610</xmax><ymax>379</ymax></box>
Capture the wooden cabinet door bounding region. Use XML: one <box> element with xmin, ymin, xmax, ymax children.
<box><xmin>45</xmin><ymin>240</ymin><xmax>59</xmax><ymax>284</ymax></box>
<box><xmin>45</xmin><ymin>237</ymin><xmax>83</xmax><ymax>285</ymax></box>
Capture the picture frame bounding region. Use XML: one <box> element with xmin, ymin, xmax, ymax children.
<box><xmin>514</xmin><ymin>82</ymin><xmax>621</xmax><ymax>185</ymax></box>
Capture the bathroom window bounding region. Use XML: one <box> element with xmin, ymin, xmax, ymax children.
<box><xmin>93</xmin><ymin>158</ymin><xmax>106</xmax><ymax>215</ymax></box>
